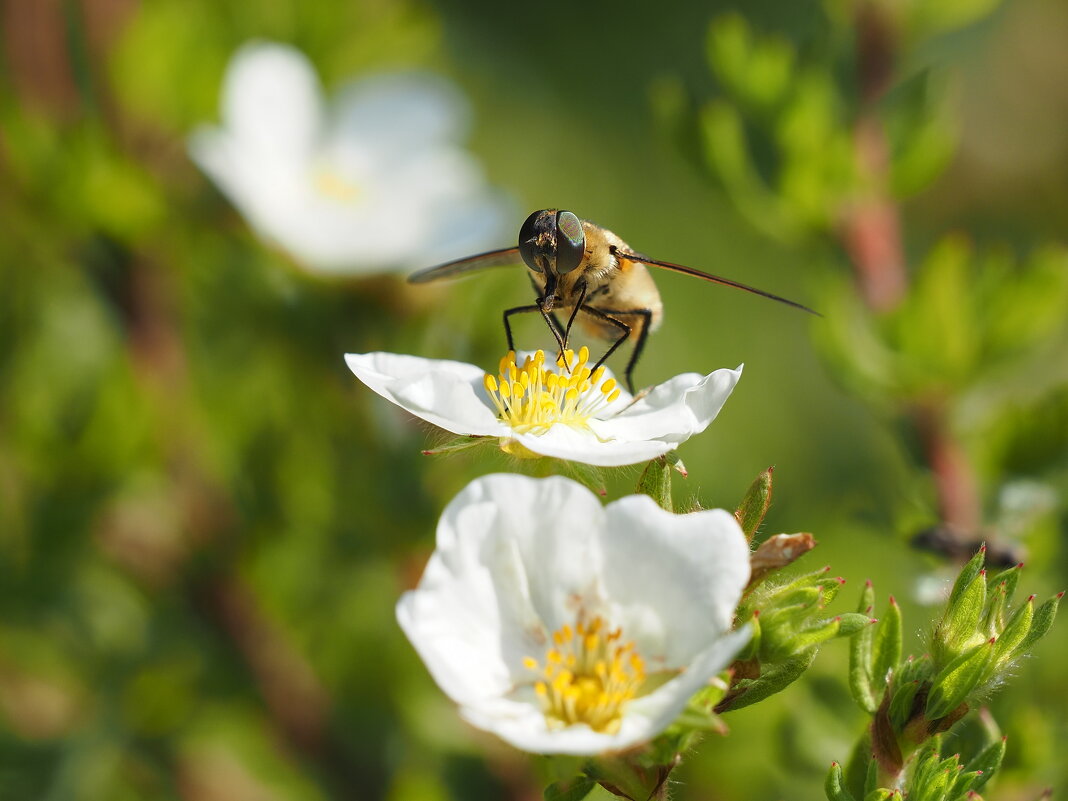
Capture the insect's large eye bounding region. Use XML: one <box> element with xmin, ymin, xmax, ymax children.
<box><xmin>555</xmin><ymin>210</ymin><xmax>585</xmax><ymax>274</ymax></box>
<box><xmin>518</xmin><ymin>209</ymin><xmax>548</xmax><ymax>273</ymax></box>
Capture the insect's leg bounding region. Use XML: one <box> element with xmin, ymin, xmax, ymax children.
<box><xmin>560</xmin><ymin>283</ymin><xmax>588</xmax><ymax>355</ymax></box>
<box><xmin>582</xmin><ymin>307</ymin><xmax>653</xmax><ymax>394</ymax></box>
<box><xmin>538</xmin><ymin>307</ymin><xmax>569</xmax><ymax>362</ymax></box>
<box><xmin>578</xmin><ymin>305</ymin><xmax>632</xmax><ymax>387</ymax></box>
<box><xmin>503</xmin><ymin>304</ymin><xmax>543</xmax><ymax>353</ymax></box>
<box><xmin>619</xmin><ymin>309</ymin><xmax>653</xmax><ymax>395</ymax></box>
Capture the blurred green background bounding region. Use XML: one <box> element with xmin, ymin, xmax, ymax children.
<box><xmin>2</xmin><ymin>0</ymin><xmax>1066</xmax><ymax>799</ymax></box>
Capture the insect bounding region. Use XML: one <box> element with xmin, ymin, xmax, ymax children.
<box><xmin>409</xmin><ymin>209</ymin><xmax>818</xmax><ymax>393</ymax></box>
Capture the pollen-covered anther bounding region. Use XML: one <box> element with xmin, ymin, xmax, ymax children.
<box><xmin>483</xmin><ymin>348</ymin><xmax>623</xmax><ymax>434</ymax></box>
<box><xmin>524</xmin><ymin>615</ymin><xmax>645</xmax><ymax>733</ymax></box>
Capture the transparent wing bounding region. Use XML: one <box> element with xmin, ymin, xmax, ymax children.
<box><xmin>618</xmin><ymin>251</ymin><xmax>820</xmax><ymax>316</ymax></box>
<box><xmin>407</xmin><ymin>247</ymin><xmax>522</xmax><ymax>284</ymax></box>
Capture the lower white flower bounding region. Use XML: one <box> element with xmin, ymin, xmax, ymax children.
<box><xmin>398</xmin><ymin>473</ymin><xmax>752</xmax><ymax>754</ymax></box>
<box><xmin>345</xmin><ymin>348</ymin><xmax>742</xmax><ymax>466</ymax></box>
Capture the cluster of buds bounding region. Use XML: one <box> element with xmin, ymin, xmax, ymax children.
<box><xmin>714</xmin><ymin>469</ymin><xmax>875</xmax><ymax>713</ymax></box>
<box><xmin>827</xmin><ymin>733</ymin><xmax>1006</xmax><ymax>801</ymax></box>
<box><xmin>838</xmin><ymin>546</ymin><xmax>1061</xmax><ymax>795</ymax></box>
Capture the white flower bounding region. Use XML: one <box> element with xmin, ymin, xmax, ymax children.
<box><xmin>189</xmin><ymin>41</ymin><xmax>508</xmax><ymax>274</ymax></box>
<box><xmin>398</xmin><ymin>473</ymin><xmax>751</xmax><ymax>754</ymax></box>
<box><xmin>344</xmin><ymin>348</ymin><xmax>742</xmax><ymax>467</ymax></box>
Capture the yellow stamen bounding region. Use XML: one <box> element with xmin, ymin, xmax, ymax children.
<box><xmin>481</xmin><ymin>349</ymin><xmax>622</xmax><ymax>434</ymax></box>
<box><xmin>523</xmin><ymin>615</ymin><xmax>646</xmax><ymax>734</ymax></box>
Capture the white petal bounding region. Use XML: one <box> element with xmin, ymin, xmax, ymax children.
<box><xmin>599</xmin><ymin>499</ymin><xmax>750</xmax><ymax>666</ymax></box>
<box><xmin>510</xmin><ymin>425</ymin><xmax>674</xmax><ymax>467</ymax></box>
<box><xmin>344</xmin><ymin>352</ymin><xmax>502</xmax><ymax>436</ymax></box>
<box><xmin>397</xmin><ymin>475</ymin><xmax>608</xmax><ymax>708</ymax></box>
<box><xmin>620</xmin><ymin>626</ymin><xmax>751</xmax><ymax>741</ymax></box>
<box><xmin>588</xmin><ymin>366</ymin><xmax>742</xmax><ymax>443</ymax></box>
<box><xmin>331</xmin><ymin>72</ymin><xmax>469</xmax><ymax>153</ymax></box>
<box><xmin>463</xmin><ymin>627</ymin><xmax>751</xmax><ymax>755</ymax></box>
<box><xmin>219</xmin><ymin>41</ymin><xmax>323</xmax><ymax>159</ymax></box>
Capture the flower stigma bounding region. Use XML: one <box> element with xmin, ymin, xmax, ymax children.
<box><xmin>483</xmin><ymin>348</ymin><xmax>622</xmax><ymax>435</ymax></box>
<box><xmin>523</xmin><ymin>615</ymin><xmax>646</xmax><ymax>734</ymax></box>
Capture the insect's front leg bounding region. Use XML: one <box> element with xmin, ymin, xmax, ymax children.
<box><xmin>559</xmin><ymin>282</ymin><xmax>587</xmax><ymax>356</ymax></box>
<box><xmin>580</xmin><ymin>306</ymin><xmax>653</xmax><ymax>394</ymax></box>
<box><xmin>502</xmin><ymin>304</ymin><xmax>543</xmax><ymax>353</ymax></box>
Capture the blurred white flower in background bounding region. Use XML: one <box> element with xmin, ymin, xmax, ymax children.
<box><xmin>398</xmin><ymin>473</ymin><xmax>752</xmax><ymax>754</ymax></box>
<box><xmin>189</xmin><ymin>41</ymin><xmax>509</xmax><ymax>274</ymax></box>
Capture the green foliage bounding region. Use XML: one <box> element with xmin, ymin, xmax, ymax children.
<box><xmin>838</xmin><ymin>548</ymin><xmax>1061</xmax><ymax>796</ymax></box>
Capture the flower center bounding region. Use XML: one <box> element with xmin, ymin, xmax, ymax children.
<box><xmin>312</xmin><ymin>166</ymin><xmax>361</xmax><ymax>204</ymax></box>
<box><xmin>523</xmin><ymin>615</ymin><xmax>646</xmax><ymax>734</ymax></box>
<box><xmin>483</xmin><ymin>348</ymin><xmax>622</xmax><ymax>434</ymax></box>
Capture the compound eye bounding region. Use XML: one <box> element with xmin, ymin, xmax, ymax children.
<box><xmin>555</xmin><ymin>211</ymin><xmax>585</xmax><ymax>274</ymax></box>
<box><xmin>518</xmin><ymin>209</ymin><xmax>548</xmax><ymax>272</ymax></box>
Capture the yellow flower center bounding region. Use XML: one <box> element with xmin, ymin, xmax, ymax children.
<box><xmin>312</xmin><ymin>166</ymin><xmax>361</xmax><ymax>204</ymax></box>
<box><xmin>483</xmin><ymin>348</ymin><xmax>622</xmax><ymax>435</ymax></box>
<box><xmin>523</xmin><ymin>615</ymin><xmax>646</xmax><ymax>734</ymax></box>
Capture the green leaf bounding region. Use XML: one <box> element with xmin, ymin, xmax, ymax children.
<box><xmin>850</xmin><ymin>581</ymin><xmax>878</xmax><ymax>714</ymax></box>
<box><xmin>966</xmin><ymin>736</ymin><xmax>1006</xmax><ymax>790</ymax></box>
<box><xmin>871</xmin><ymin>596</ymin><xmax>902</xmax><ymax>693</ymax></box>
<box><xmin>989</xmin><ymin>562</ymin><xmax>1022</xmax><ymax>608</ymax></box>
<box><xmin>543</xmin><ymin>777</ymin><xmax>596</xmax><ymax>801</ymax></box>
<box><xmin>926</xmin><ymin>640</ymin><xmax>994</xmax><ymax>720</ymax></box>
<box><xmin>992</xmin><ymin>596</ymin><xmax>1034</xmax><ymax>667</ymax></box>
<box><xmin>717</xmin><ymin>651</ymin><xmax>816</xmax><ymax>712</ymax></box>
<box><xmin>563</xmin><ymin>460</ymin><xmax>607</xmax><ymax>498</ymax></box>
<box><xmin>636</xmin><ymin>456</ymin><xmax>672</xmax><ymax>511</ymax></box>
<box><xmin>887</xmin><ymin>680</ymin><xmax>920</xmax><ymax>730</ymax></box>
<box><xmin>734</xmin><ymin>466</ymin><xmax>774</xmax><ymax>541</ymax></box>
<box><xmin>934</xmin><ymin>566</ymin><xmax>986</xmax><ymax>664</ymax></box>
<box><xmin>825</xmin><ymin>762</ymin><xmax>857</xmax><ymax>801</ymax></box>
<box><xmin>948</xmin><ymin>547</ymin><xmax>986</xmax><ymax>609</ymax></box>
<box><xmin>1015</xmin><ymin>592</ymin><xmax>1062</xmax><ymax>654</ymax></box>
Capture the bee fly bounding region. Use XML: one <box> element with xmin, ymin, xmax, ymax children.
<box><xmin>409</xmin><ymin>209</ymin><xmax>818</xmax><ymax>393</ymax></box>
